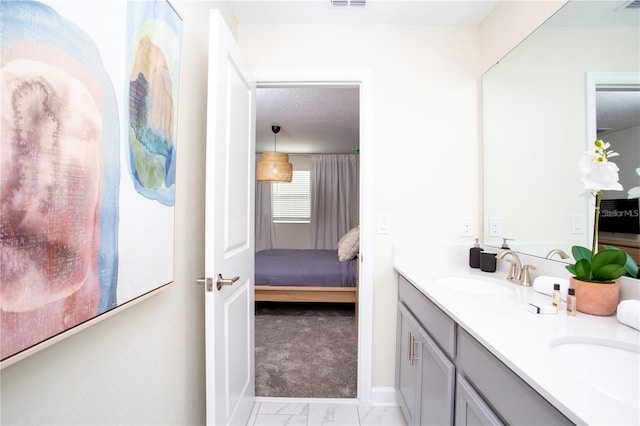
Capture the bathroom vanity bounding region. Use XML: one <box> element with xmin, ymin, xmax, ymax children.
<box><xmin>394</xmin><ymin>245</ymin><xmax>640</xmax><ymax>426</ymax></box>
<box><xmin>396</xmin><ymin>275</ymin><xmax>571</xmax><ymax>425</ymax></box>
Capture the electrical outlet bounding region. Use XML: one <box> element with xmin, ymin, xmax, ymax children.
<box><xmin>461</xmin><ymin>217</ymin><xmax>473</xmax><ymax>236</ymax></box>
<box><xmin>489</xmin><ymin>217</ymin><xmax>503</xmax><ymax>237</ymax></box>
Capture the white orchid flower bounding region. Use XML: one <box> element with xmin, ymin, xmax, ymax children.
<box><xmin>579</xmin><ymin>151</ymin><xmax>623</xmax><ymax>192</ymax></box>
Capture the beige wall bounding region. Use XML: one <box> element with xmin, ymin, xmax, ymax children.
<box><xmin>0</xmin><ymin>2</ymin><xmax>564</xmax><ymax>424</ymax></box>
<box><xmin>238</xmin><ymin>23</ymin><xmax>483</xmax><ymax>387</ymax></box>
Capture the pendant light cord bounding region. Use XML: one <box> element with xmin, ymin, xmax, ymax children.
<box><xmin>271</xmin><ymin>125</ymin><xmax>281</xmax><ymax>171</ymax></box>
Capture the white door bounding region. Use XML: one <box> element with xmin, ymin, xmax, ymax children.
<box><xmin>204</xmin><ymin>10</ymin><xmax>256</xmax><ymax>426</ymax></box>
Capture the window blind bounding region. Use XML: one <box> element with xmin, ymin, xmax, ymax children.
<box><xmin>271</xmin><ymin>170</ymin><xmax>310</xmax><ymax>223</ymax></box>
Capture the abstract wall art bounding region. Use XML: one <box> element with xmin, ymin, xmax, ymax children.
<box><xmin>0</xmin><ymin>0</ymin><xmax>182</xmax><ymax>367</ymax></box>
<box><xmin>126</xmin><ymin>0</ymin><xmax>181</xmax><ymax>207</ymax></box>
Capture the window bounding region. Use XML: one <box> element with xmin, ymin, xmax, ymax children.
<box><xmin>271</xmin><ymin>170</ymin><xmax>310</xmax><ymax>223</ymax></box>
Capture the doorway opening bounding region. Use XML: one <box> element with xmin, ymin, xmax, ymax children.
<box><xmin>586</xmin><ymin>73</ymin><xmax>640</xmax><ymax>264</ymax></box>
<box><xmin>253</xmin><ymin>72</ymin><xmax>374</xmax><ymax>403</ymax></box>
<box><xmin>586</xmin><ymin>72</ymin><xmax>640</xmax><ymax>264</ymax></box>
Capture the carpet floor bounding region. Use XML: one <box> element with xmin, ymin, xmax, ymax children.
<box><xmin>255</xmin><ymin>302</ymin><xmax>358</xmax><ymax>398</ymax></box>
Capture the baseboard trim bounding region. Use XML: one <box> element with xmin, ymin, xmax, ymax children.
<box><xmin>370</xmin><ymin>387</ymin><xmax>399</xmax><ymax>407</ymax></box>
<box><xmin>255</xmin><ymin>396</ymin><xmax>358</xmax><ymax>405</ymax></box>
<box><xmin>254</xmin><ymin>387</ymin><xmax>399</xmax><ymax>408</ymax></box>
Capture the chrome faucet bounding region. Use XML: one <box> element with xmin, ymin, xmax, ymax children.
<box><xmin>496</xmin><ymin>250</ymin><xmax>536</xmax><ymax>286</ymax></box>
<box><xmin>545</xmin><ymin>249</ymin><xmax>569</xmax><ymax>260</ymax></box>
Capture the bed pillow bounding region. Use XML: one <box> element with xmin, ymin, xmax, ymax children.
<box><xmin>338</xmin><ymin>226</ymin><xmax>360</xmax><ymax>261</ymax></box>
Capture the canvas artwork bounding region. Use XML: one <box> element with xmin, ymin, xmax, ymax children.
<box><xmin>0</xmin><ymin>0</ymin><xmax>182</xmax><ymax>364</ymax></box>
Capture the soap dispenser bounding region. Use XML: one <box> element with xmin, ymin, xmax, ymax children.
<box><xmin>500</xmin><ymin>238</ymin><xmax>513</xmax><ymax>250</ymax></box>
<box><xmin>469</xmin><ymin>238</ymin><xmax>484</xmax><ymax>268</ymax></box>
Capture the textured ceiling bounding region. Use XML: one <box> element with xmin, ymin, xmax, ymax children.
<box><xmin>596</xmin><ymin>90</ymin><xmax>640</xmax><ymax>135</ymax></box>
<box><xmin>256</xmin><ymin>87</ymin><xmax>360</xmax><ymax>154</ymax></box>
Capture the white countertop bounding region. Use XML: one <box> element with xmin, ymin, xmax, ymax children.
<box><xmin>394</xmin><ymin>249</ymin><xmax>640</xmax><ymax>425</ymax></box>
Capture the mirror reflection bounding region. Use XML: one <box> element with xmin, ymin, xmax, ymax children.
<box><xmin>482</xmin><ymin>0</ymin><xmax>640</xmax><ymax>268</ymax></box>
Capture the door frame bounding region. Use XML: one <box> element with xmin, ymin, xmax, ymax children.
<box><xmin>255</xmin><ymin>69</ymin><xmax>374</xmax><ymax>404</ymax></box>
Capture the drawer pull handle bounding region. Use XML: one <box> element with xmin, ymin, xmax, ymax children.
<box><xmin>409</xmin><ymin>334</ymin><xmax>419</xmax><ymax>366</ymax></box>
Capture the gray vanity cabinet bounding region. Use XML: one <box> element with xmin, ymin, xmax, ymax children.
<box><xmin>396</xmin><ymin>303</ymin><xmax>420</xmax><ymax>423</ymax></box>
<box><xmin>397</xmin><ymin>277</ymin><xmax>456</xmax><ymax>426</ymax></box>
<box><xmin>396</xmin><ymin>275</ymin><xmax>574</xmax><ymax>426</ymax></box>
<box><xmin>396</xmin><ymin>303</ymin><xmax>455</xmax><ymax>426</ymax></box>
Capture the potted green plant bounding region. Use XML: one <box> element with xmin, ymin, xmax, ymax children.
<box><xmin>565</xmin><ymin>139</ymin><xmax>636</xmax><ymax>315</ymax></box>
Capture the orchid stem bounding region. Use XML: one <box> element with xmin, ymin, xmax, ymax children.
<box><xmin>592</xmin><ymin>190</ymin><xmax>602</xmax><ymax>262</ymax></box>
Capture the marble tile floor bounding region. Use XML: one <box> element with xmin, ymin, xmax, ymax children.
<box><xmin>248</xmin><ymin>398</ymin><xmax>408</xmax><ymax>426</ymax></box>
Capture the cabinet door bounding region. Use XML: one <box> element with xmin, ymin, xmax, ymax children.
<box><xmin>417</xmin><ymin>326</ymin><xmax>455</xmax><ymax>426</ymax></box>
<box><xmin>455</xmin><ymin>375</ymin><xmax>504</xmax><ymax>426</ymax></box>
<box><xmin>396</xmin><ymin>303</ymin><xmax>419</xmax><ymax>424</ymax></box>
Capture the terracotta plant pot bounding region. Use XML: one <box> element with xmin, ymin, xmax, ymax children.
<box><xmin>569</xmin><ymin>277</ymin><xmax>620</xmax><ymax>316</ymax></box>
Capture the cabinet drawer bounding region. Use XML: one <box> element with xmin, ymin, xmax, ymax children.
<box><xmin>457</xmin><ymin>328</ymin><xmax>572</xmax><ymax>425</ymax></box>
<box><xmin>398</xmin><ymin>275</ymin><xmax>456</xmax><ymax>358</ymax></box>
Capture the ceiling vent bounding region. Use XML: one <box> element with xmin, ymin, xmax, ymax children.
<box><xmin>330</xmin><ymin>0</ymin><xmax>366</xmax><ymax>6</ymax></box>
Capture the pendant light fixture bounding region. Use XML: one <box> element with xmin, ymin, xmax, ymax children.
<box><xmin>257</xmin><ymin>125</ymin><xmax>293</xmax><ymax>183</ymax></box>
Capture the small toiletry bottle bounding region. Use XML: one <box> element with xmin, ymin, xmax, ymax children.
<box><xmin>469</xmin><ymin>238</ymin><xmax>484</xmax><ymax>268</ymax></box>
<box><xmin>552</xmin><ymin>283</ymin><xmax>561</xmax><ymax>311</ymax></box>
<box><xmin>566</xmin><ymin>288</ymin><xmax>576</xmax><ymax>316</ymax></box>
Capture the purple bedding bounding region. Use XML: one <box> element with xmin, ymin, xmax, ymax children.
<box><xmin>255</xmin><ymin>249</ymin><xmax>357</xmax><ymax>288</ymax></box>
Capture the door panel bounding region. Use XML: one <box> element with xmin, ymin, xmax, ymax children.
<box><xmin>224</xmin><ymin>61</ymin><xmax>252</xmax><ymax>253</ymax></box>
<box><xmin>223</xmin><ymin>282</ymin><xmax>251</xmax><ymax>418</ymax></box>
<box><xmin>204</xmin><ymin>9</ymin><xmax>256</xmax><ymax>426</ymax></box>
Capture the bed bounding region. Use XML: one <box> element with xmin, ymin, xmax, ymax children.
<box><xmin>255</xmin><ymin>225</ymin><xmax>360</xmax><ymax>304</ymax></box>
<box><xmin>254</xmin><ymin>249</ymin><xmax>359</xmax><ymax>304</ymax></box>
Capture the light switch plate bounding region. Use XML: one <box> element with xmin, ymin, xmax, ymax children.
<box><xmin>489</xmin><ymin>217</ymin><xmax>503</xmax><ymax>237</ymax></box>
<box><xmin>572</xmin><ymin>214</ymin><xmax>584</xmax><ymax>234</ymax></box>
<box><xmin>377</xmin><ymin>214</ymin><xmax>390</xmax><ymax>234</ymax></box>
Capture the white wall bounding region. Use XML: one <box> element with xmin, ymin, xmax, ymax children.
<box><xmin>238</xmin><ymin>24</ymin><xmax>482</xmax><ymax>388</ymax></box>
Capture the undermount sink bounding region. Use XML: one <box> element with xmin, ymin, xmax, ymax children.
<box><xmin>434</xmin><ymin>275</ymin><xmax>514</xmax><ymax>295</ymax></box>
<box><xmin>549</xmin><ymin>336</ymin><xmax>640</xmax><ymax>408</ymax></box>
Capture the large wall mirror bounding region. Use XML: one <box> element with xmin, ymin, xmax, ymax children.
<box><xmin>482</xmin><ymin>0</ymin><xmax>639</xmax><ymax>270</ymax></box>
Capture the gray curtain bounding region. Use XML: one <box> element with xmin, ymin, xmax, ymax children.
<box><xmin>310</xmin><ymin>154</ymin><xmax>359</xmax><ymax>249</ymax></box>
<box><xmin>255</xmin><ymin>181</ymin><xmax>276</xmax><ymax>252</ymax></box>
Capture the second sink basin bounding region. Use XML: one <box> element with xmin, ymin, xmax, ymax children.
<box><xmin>434</xmin><ymin>275</ymin><xmax>514</xmax><ymax>296</ymax></box>
<box><xmin>549</xmin><ymin>336</ymin><xmax>640</xmax><ymax>408</ymax></box>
